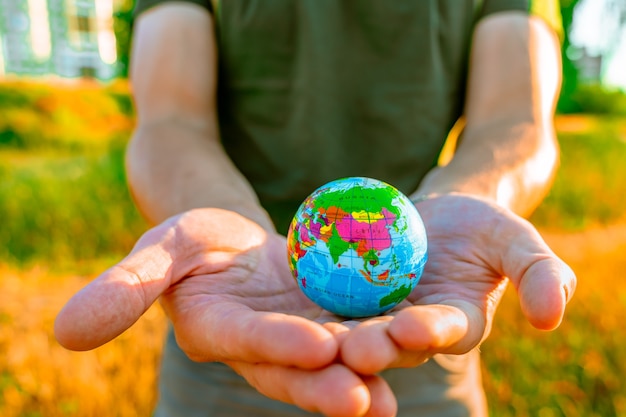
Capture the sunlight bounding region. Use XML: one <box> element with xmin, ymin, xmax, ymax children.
<box><xmin>604</xmin><ymin>31</ymin><xmax>626</xmax><ymax>89</ymax></box>
<box><xmin>27</xmin><ymin>0</ymin><xmax>51</xmax><ymax>61</ymax></box>
<box><xmin>570</xmin><ymin>0</ymin><xmax>626</xmax><ymax>89</ymax></box>
<box><xmin>95</xmin><ymin>0</ymin><xmax>117</xmax><ymax>65</ymax></box>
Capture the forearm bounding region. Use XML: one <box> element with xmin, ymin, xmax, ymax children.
<box><xmin>413</xmin><ymin>13</ymin><xmax>561</xmax><ymax>218</ymax></box>
<box><xmin>126</xmin><ymin>4</ymin><xmax>273</xmax><ymax>231</ymax></box>
<box><xmin>415</xmin><ymin>119</ymin><xmax>558</xmax><ymax>217</ymax></box>
<box><xmin>126</xmin><ymin>120</ymin><xmax>274</xmax><ymax>230</ymax></box>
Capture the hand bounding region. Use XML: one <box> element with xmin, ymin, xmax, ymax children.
<box><xmin>54</xmin><ymin>208</ymin><xmax>397</xmax><ymax>417</ymax></box>
<box><xmin>339</xmin><ymin>193</ymin><xmax>577</xmax><ymax>375</ymax></box>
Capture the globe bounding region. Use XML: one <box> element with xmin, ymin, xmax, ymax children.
<box><xmin>287</xmin><ymin>177</ymin><xmax>428</xmax><ymax>318</ymax></box>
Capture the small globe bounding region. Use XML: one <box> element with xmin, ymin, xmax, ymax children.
<box><xmin>287</xmin><ymin>177</ymin><xmax>428</xmax><ymax>318</ymax></box>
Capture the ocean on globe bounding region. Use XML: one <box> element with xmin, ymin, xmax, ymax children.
<box><xmin>287</xmin><ymin>177</ymin><xmax>428</xmax><ymax>318</ymax></box>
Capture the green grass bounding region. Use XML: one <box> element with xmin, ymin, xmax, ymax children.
<box><xmin>1</xmin><ymin>114</ymin><xmax>623</xmax><ymax>267</ymax></box>
<box><xmin>483</xmin><ymin>243</ymin><xmax>626</xmax><ymax>417</ymax></box>
<box><xmin>1</xmin><ymin>81</ymin><xmax>625</xmax><ymax>416</ymax></box>
<box><xmin>0</xmin><ymin>81</ymin><xmax>133</xmax><ymax>151</ymax></box>
<box><xmin>0</xmin><ymin>81</ymin><xmax>145</xmax><ymax>269</ymax></box>
<box><xmin>531</xmin><ymin>117</ymin><xmax>626</xmax><ymax>229</ymax></box>
<box><xmin>0</xmin><ymin>140</ymin><xmax>147</xmax><ymax>269</ymax></box>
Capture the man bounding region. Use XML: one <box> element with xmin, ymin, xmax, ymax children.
<box><xmin>55</xmin><ymin>1</ymin><xmax>577</xmax><ymax>416</ymax></box>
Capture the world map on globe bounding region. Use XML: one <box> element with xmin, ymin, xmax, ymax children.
<box><xmin>287</xmin><ymin>177</ymin><xmax>428</xmax><ymax>318</ymax></box>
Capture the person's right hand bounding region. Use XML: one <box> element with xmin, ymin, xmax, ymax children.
<box><xmin>54</xmin><ymin>208</ymin><xmax>397</xmax><ymax>417</ymax></box>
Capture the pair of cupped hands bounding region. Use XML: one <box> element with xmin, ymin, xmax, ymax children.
<box><xmin>55</xmin><ymin>193</ymin><xmax>576</xmax><ymax>417</ymax></box>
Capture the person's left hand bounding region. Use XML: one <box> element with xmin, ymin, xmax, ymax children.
<box><xmin>337</xmin><ymin>193</ymin><xmax>577</xmax><ymax>375</ymax></box>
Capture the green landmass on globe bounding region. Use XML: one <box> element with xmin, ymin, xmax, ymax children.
<box><xmin>287</xmin><ymin>177</ymin><xmax>428</xmax><ymax>318</ymax></box>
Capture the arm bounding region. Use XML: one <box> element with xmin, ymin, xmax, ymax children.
<box><xmin>339</xmin><ymin>13</ymin><xmax>575</xmax><ymax>375</ymax></box>
<box><xmin>127</xmin><ymin>3</ymin><xmax>273</xmax><ymax>230</ymax></box>
<box><xmin>56</xmin><ymin>5</ymin><xmax>397</xmax><ymax>416</ymax></box>
<box><xmin>415</xmin><ymin>12</ymin><xmax>562</xmax><ymax>217</ymax></box>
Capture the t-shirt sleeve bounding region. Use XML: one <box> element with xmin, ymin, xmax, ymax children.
<box><xmin>479</xmin><ymin>0</ymin><xmax>563</xmax><ymax>39</ymax></box>
<box><xmin>134</xmin><ymin>0</ymin><xmax>213</xmax><ymax>17</ymax></box>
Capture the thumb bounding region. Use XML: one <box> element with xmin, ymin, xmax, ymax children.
<box><xmin>502</xmin><ymin>219</ymin><xmax>577</xmax><ymax>331</ymax></box>
<box><xmin>54</xmin><ymin>223</ymin><xmax>176</xmax><ymax>350</ymax></box>
<box><xmin>516</xmin><ymin>256</ymin><xmax>576</xmax><ymax>330</ymax></box>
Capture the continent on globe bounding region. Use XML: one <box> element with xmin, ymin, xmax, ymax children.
<box><xmin>287</xmin><ymin>177</ymin><xmax>428</xmax><ymax>318</ymax></box>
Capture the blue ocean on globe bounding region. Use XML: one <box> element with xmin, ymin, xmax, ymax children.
<box><xmin>287</xmin><ymin>177</ymin><xmax>428</xmax><ymax>318</ymax></box>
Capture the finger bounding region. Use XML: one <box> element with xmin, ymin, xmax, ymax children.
<box><xmin>55</xmin><ymin>224</ymin><xmax>177</xmax><ymax>350</ymax></box>
<box><xmin>228</xmin><ymin>362</ymin><xmax>377</xmax><ymax>417</ymax></box>
<box><xmin>500</xmin><ymin>220</ymin><xmax>577</xmax><ymax>330</ymax></box>
<box><xmin>322</xmin><ymin>321</ymin><xmax>351</xmax><ymax>346</ymax></box>
<box><xmin>170</xmin><ymin>302</ymin><xmax>339</xmax><ymax>369</ymax></box>
<box><xmin>389</xmin><ymin>301</ymin><xmax>482</xmax><ymax>353</ymax></box>
<box><xmin>340</xmin><ymin>318</ymin><xmax>400</xmax><ymax>375</ymax></box>
<box><xmin>515</xmin><ymin>257</ymin><xmax>576</xmax><ymax>330</ymax></box>
<box><xmin>361</xmin><ymin>375</ymin><xmax>398</xmax><ymax>417</ymax></box>
<box><xmin>54</xmin><ymin>209</ymin><xmax>267</xmax><ymax>351</ymax></box>
<box><xmin>342</xmin><ymin>304</ymin><xmax>475</xmax><ymax>375</ymax></box>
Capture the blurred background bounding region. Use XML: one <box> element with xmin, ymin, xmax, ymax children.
<box><xmin>0</xmin><ymin>1</ymin><xmax>625</xmax><ymax>416</ymax></box>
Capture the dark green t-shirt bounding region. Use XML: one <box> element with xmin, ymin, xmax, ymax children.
<box><xmin>134</xmin><ymin>0</ymin><xmax>561</xmax><ymax>233</ymax></box>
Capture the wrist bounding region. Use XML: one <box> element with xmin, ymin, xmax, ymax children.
<box><xmin>413</xmin><ymin>166</ymin><xmax>507</xmax><ymax>210</ymax></box>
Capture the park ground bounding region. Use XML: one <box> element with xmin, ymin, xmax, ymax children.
<box><xmin>1</xmin><ymin>102</ymin><xmax>625</xmax><ymax>416</ymax></box>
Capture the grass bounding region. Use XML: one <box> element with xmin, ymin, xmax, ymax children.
<box><xmin>0</xmin><ymin>80</ymin><xmax>146</xmax><ymax>269</ymax></box>
<box><xmin>2</xmin><ymin>232</ymin><xmax>625</xmax><ymax>416</ymax></box>
<box><xmin>530</xmin><ymin>115</ymin><xmax>626</xmax><ymax>230</ymax></box>
<box><xmin>1</xmin><ymin>101</ymin><xmax>625</xmax><ymax>416</ymax></box>
<box><xmin>482</xmin><ymin>226</ymin><xmax>626</xmax><ymax>416</ymax></box>
<box><xmin>0</xmin><ymin>142</ymin><xmax>147</xmax><ymax>270</ymax></box>
<box><xmin>0</xmin><ymin>266</ymin><xmax>166</xmax><ymax>417</ymax></box>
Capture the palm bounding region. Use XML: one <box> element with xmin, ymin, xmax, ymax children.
<box><xmin>338</xmin><ymin>194</ymin><xmax>576</xmax><ymax>375</ymax></box>
<box><xmin>404</xmin><ymin>195</ymin><xmax>513</xmax><ymax>339</ymax></box>
<box><xmin>158</xmin><ymin>223</ymin><xmax>332</xmax><ymax>351</ymax></box>
<box><xmin>55</xmin><ymin>201</ymin><xmax>574</xmax><ymax>417</ymax></box>
<box><xmin>55</xmin><ymin>208</ymin><xmax>399</xmax><ymax>417</ymax></box>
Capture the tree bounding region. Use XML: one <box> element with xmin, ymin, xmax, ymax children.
<box><xmin>558</xmin><ymin>0</ymin><xmax>583</xmax><ymax>113</ymax></box>
<box><xmin>113</xmin><ymin>0</ymin><xmax>135</xmax><ymax>78</ymax></box>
